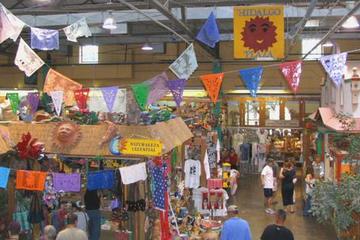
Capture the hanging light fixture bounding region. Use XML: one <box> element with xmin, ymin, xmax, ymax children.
<box><xmin>342</xmin><ymin>16</ymin><xmax>359</xmax><ymax>29</ymax></box>
<box><xmin>103</xmin><ymin>11</ymin><xmax>117</xmax><ymax>30</ymax></box>
<box><xmin>322</xmin><ymin>40</ymin><xmax>334</xmax><ymax>47</ymax></box>
<box><xmin>141</xmin><ymin>43</ymin><xmax>153</xmax><ymax>51</ymax></box>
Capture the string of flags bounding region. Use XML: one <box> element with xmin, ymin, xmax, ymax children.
<box><xmin>0</xmin><ymin>4</ymin><xmax>356</xmax><ymax>109</ymax></box>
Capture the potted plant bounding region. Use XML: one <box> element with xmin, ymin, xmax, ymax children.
<box><xmin>310</xmin><ymin>174</ymin><xmax>360</xmax><ymax>240</ymax></box>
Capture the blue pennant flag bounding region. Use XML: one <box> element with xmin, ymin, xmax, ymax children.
<box><xmin>196</xmin><ymin>12</ymin><xmax>220</xmax><ymax>48</ymax></box>
<box><xmin>239</xmin><ymin>67</ymin><xmax>263</xmax><ymax>97</ymax></box>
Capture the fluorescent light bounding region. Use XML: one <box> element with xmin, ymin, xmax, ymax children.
<box><xmin>305</xmin><ymin>19</ymin><xmax>320</xmax><ymax>28</ymax></box>
<box><xmin>103</xmin><ymin>11</ymin><xmax>117</xmax><ymax>30</ymax></box>
<box><xmin>342</xmin><ymin>16</ymin><xmax>359</xmax><ymax>29</ymax></box>
<box><xmin>322</xmin><ymin>40</ymin><xmax>334</xmax><ymax>47</ymax></box>
<box><xmin>141</xmin><ymin>43</ymin><xmax>153</xmax><ymax>51</ymax></box>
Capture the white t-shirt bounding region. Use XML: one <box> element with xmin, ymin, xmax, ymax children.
<box><xmin>184</xmin><ymin>159</ymin><xmax>201</xmax><ymax>188</ymax></box>
<box><xmin>261</xmin><ymin>165</ymin><xmax>274</xmax><ymax>189</ymax></box>
<box><xmin>119</xmin><ymin>162</ymin><xmax>147</xmax><ymax>185</ymax></box>
<box><xmin>56</xmin><ymin>227</ymin><xmax>88</xmax><ymax>240</ymax></box>
<box><xmin>74</xmin><ymin>211</ymin><xmax>88</xmax><ymax>233</ymax></box>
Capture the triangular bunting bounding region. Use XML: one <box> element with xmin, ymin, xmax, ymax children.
<box><xmin>43</xmin><ymin>68</ymin><xmax>83</xmax><ymax>106</ymax></box>
<box><xmin>320</xmin><ymin>52</ymin><xmax>347</xmax><ymax>87</ymax></box>
<box><xmin>14</xmin><ymin>38</ymin><xmax>45</xmax><ymax>77</ymax></box>
<box><xmin>169</xmin><ymin>44</ymin><xmax>198</xmax><ymax>80</ymax></box>
<box><xmin>100</xmin><ymin>86</ymin><xmax>118</xmax><ymax>112</ymax></box>
<box><xmin>50</xmin><ymin>91</ymin><xmax>63</xmax><ymax>116</ymax></box>
<box><xmin>31</xmin><ymin>28</ymin><xmax>59</xmax><ymax>51</ymax></box>
<box><xmin>131</xmin><ymin>83</ymin><xmax>150</xmax><ymax>111</ymax></box>
<box><xmin>6</xmin><ymin>92</ymin><xmax>19</xmax><ymax>113</ymax></box>
<box><xmin>0</xmin><ymin>4</ymin><xmax>25</xmax><ymax>43</ymax></box>
<box><xmin>167</xmin><ymin>79</ymin><xmax>186</xmax><ymax>107</ymax></box>
<box><xmin>27</xmin><ymin>92</ymin><xmax>40</xmax><ymax>114</ymax></box>
<box><xmin>145</xmin><ymin>72</ymin><xmax>169</xmax><ymax>105</ymax></box>
<box><xmin>63</xmin><ymin>18</ymin><xmax>92</xmax><ymax>42</ymax></box>
<box><xmin>200</xmin><ymin>73</ymin><xmax>224</xmax><ymax>103</ymax></box>
<box><xmin>239</xmin><ymin>67</ymin><xmax>263</xmax><ymax>97</ymax></box>
<box><xmin>196</xmin><ymin>12</ymin><xmax>220</xmax><ymax>48</ymax></box>
<box><xmin>74</xmin><ymin>88</ymin><xmax>90</xmax><ymax>112</ymax></box>
<box><xmin>279</xmin><ymin>60</ymin><xmax>303</xmax><ymax>93</ymax></box>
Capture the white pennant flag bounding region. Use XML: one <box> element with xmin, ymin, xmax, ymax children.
<box><xmin>50</xmin><ymin>91</ymin><xmax>64</xmax><ymax>116</ymax></box>
<box><xmin>169</xmin><ymin>43</ymin><xmax>198</xmax><ymax>80</ymax></box>
<box><xmin>0</xmin><ymin>4</ymin><xmax>25</xmax><ymax>43</ymax></box>
<box><xmin>63</xmin><ymin>18</ymin><xmax>92</xmax><ymax>42</ymax></box>
<box><xmin>14</xmin><ymin>38</ymin><xmax>44</xmax><ymax>77</ymax></box>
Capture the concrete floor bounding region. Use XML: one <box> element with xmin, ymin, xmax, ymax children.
<box><xmin>231</xmin><ymin>174</ymin><xmax>337</xmax><ymax>240</ymax></box>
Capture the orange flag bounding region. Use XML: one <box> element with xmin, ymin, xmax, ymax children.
<box><xmin>16</xmin><ymin>170</ymin><xmax>47</xmax><ymax>191</ymax></box>
<box><xmin>43</xmin><ymin>69</ymin><xmax>83</xmax><ymax>106</ymax></box>
<box><xmin>200</xmin><ymin>73</ymin><xmax>224</xmax><ymax>103</ymax></box>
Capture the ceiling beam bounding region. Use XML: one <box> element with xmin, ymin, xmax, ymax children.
<box><xmin>149</xmin><ymin>0</ymin><xmax>219</xmax><ymax>58</ymax></box>
<box><xmin>302</xmin><ymin>1</ymin><xmax>360</xmax><ymax>59</ymax></box>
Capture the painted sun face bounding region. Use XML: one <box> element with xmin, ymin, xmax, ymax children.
<box><xmin>241</xmin><ymin>16</ymin><xmax>277</xmax><ymax>52</ymax></box>
<box><xmin>53</xmin><ymin>121</ymin><xmax>81</xmax><ymax>150</ymax></box>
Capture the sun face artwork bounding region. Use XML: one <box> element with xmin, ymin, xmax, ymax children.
<box><xmin>234</xmin><ymin>5</ymin><xmax>284</xmax><ymax>59</ymax></box>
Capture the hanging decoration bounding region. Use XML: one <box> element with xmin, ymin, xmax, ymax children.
<box><xmin>14</xmin><ymin>38</ymin><xmax>45</xmax><ymax>77</ymax></box>
<box><xmin>87</xmin><ymin>170</ymin><xmax>115</xmax><ymax>190</ymax></box>
<box><xmin>152</xmin><ymin>164</ymin><xmax>167</xmax><ymax>211</ymax></box>
<box><xmin>74</xmin><ymin>88</ymin><xmax>90</xmax><ymax>112</ymax></box>
<box><xmin>16</xmin><ymin>170</ymin><xmax>47</xmax><ymax>191</ymax></box>
<box><xmin>234</xmin><ymin>5</ymin><xmax>284</xmax><ymax>59</ymax></box>
<box><xmin>27</xmin><ymin>92</ymin><xmax>40</xmax><ymax>114</ymax></box>
<box><xmin>16</xmin><ymin>132</ymin><xmax>43</xmax><ymax>160</ymax></box>
<box><xmin>239</xmin><ymin>66</ymin><xmax>263</xmax><ymax>97</ymax></box>
<box><xmin>30</xmin><ymin>28</ymin><xmax>59</xmax><ymax>51</ymax></box>
<box><xmin>146</xmin><ymin>72</ymin><xmax>169</xmax><ymax>105</ymax></box>
<box><xmin>167</xmin><ymin>79</ymin><xmax>186</xmax><ymax>107</ymax></box>
<box><xmin>43</xmin><ymin>68</ymin><xmax>83</xmax><ymax>106</ymax></box>
<box><xmin>52</xmin><ymin>173</ymin><xmax>81</xmax><ymax>192</ymax></box>
<box><xmin>63</xmin><ymin>18</ymin><xmax>92</xmax><ymax>42</ymax></box>
<box><xmin>169</xmin><ymin>44</ymin><xmax>198</xmax><ymax>80</ymax></box>
<box><xmin>200</xmin><ymin>73</ymin><xmax>224</xmax><ymax>103</ymax></box>
<box><xmin>279</xmin><ymin>60</ymin><xmax>303</xmax><ymax>92</ymax></box>
<box><xmin>19</xmin><ymin>97</ymin><xmax>33</xmax><ymax>122</ymax></box>
<box><xmin>196</xmin><ymin>12</ymin><xmax>220</xmax><ymax>48</ymax></box>
<box><xmin>7</xmin><ymin>92</ymin><xmax>19</xmax><ymax>113</ymax></box>
<box><xmin>100</xmin><ymin>86</ymin><xmax>118</xmax><ymax>112</ymax></box>
<box><xmin>0</xmin><ymin>4</ymin><xmax>25</xmax><ymax>43</ymax></box>
<box><xmin>0</xmin><ymin>167</ymin><xmax>10</xmax><ymax>189</ymax></box>
<box><xmin>320</xmin><ymin>52</ymin><xmax>348</xmax><ymax>87</ymax></box>
<box><xmin>50</xmin><ymin>91</ymin><xmax>63</xmax><ymax>116</ymax></box>
<box><xmin>131</xmin><ymin>83</ymin><xmax>150</xmax><ymax>111</ymax></box>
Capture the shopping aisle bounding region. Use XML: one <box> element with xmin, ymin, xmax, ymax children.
<box><xmin>231</xmin><ymin>174</ymin><xmax>336</xmax><ymax>240</ymax></box>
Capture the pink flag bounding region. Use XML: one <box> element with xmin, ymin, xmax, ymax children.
<box><xmin>279</xmin><ymin>60</ymin><xmax>303</xmax><ymax>93</ymax></box>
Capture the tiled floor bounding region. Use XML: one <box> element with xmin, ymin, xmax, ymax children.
<box><xmin>231</xmin><ymin>174</ymin><xmax>337</xmax><ymax>240</ymax></box>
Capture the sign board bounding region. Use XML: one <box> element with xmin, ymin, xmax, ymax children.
<box><xmin>265</xmin><ymin>120</ymin><xmax>300</xmax><ymax>128</ymax></box>
<box><xmin>234</xmin><ymin>5</ymin><xmax>284</xmax><ymax>59</ymax></box>
<box><xmin>120</xmin><ymin>138</ymin><xmax>163</xmax><ymax>156</ymax></box>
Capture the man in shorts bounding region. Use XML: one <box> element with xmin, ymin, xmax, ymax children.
<box><xmin>261</xmin><ymin>159</ymin><xmax>276</xmax><ymax>214</ymax></box>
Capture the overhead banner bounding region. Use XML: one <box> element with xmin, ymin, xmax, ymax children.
<box><xmin>320</xmin><ymin>52</ymin><xmax>347</xmax><ymax>87</ymax></box>
<box><xmin>167</xmin><ymin>78</ymin><xmax>186</xmax><ymax>107</ymax></box>
<box><xmin>196</xmin><ymin>12</ymin><xmax>220</xmax><ymax>48</ymax></box>
<box><xmin>120</xmin><ymin>138</ymin><xmax>163</xmax><ymax>156</ymax></box>
<box><xmin>169</xmin><ymin>43</ymin><xmax>198</xmax><ymax>80</ymax></box>
<box><xmin>15</xmin><ymin>38</ymin><xmax>45</xmax><ymax>77</ymax></box>
<box><xmin>239</xmin><ymin>66</ymin><xmax>263</xmax><ymax>97</ymax></box>
<box><xmin>234</xmin><ymin>5</ymin><xmax>284</xmax><ymax>59</ymax></box>
<box><xmin>0</xmin><ymin>4</ymin><xmax>25</xmax><ymax>43</ymax></box>
<box><xmin>63</xmin><ymin>18</ymin><xmax>92</xmax><ymax>42</ymax></box>
<box><xmin>200</xmin><ymin>73</ymin><xmax>224</xmax><ymax>103</ymax></box>
<box><xmin>279</xmin><ymin>60</ymin><xmax>303</xmax><ymax>92</ymax></box>
<box><xmin>146</xmin><ymin>72</ymin><xmax>169</xmax><ymax>105</ymax></box>
<box><xmin>16</xmin><ymin>170</ymin><xmax>47</xmax><ymax>191</ymax></box>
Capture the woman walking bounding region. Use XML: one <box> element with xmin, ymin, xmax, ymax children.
<box><xmin>280</xmin><ymin>161</ymin><xmax>296</xmax><ymax>213</ymax></box>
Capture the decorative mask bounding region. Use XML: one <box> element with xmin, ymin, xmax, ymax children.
<box><xmin>52</xmin><ymin>121</ymin><xmax>81</xmax><ymax>150</ymax></box>
<box><xmin>241</xmin><ymin>16</ymin><xmax>277</xmax><ymax>52</ymax></box>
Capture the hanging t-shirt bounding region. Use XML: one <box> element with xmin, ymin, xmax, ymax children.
<box><xmin>261</xmin><ymin>165</ymin><xmax>274</xmax><ymax>189</ymax></box>
<box><xmin>207</xmin><ymin>143</ymin><xmax>217</xmax><ymax>169</ymax></box>
<box><xmin>184</xmin><ymin>159</ymin><xmax>201</xmax><ymax>189</ymax></box>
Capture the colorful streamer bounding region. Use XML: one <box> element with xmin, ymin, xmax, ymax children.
<box><xmin>279</xmin><ymin>60</ymin><xmax>303</xmax><ymax>93</ymax></box>
<box><xmin>200</xmin><ymin>73</ymin><xmax>224</xmax><ymax>103</ymax></box>
<box><xmin>131</xmin><ymin>83</ymin><xmax>150</xmax><ymax>111</ymax></box>
<box><xmin>196</xmin><ymin>12</ymin><xmax>220</xmax><ymax>48</ymax></box>
<box><xmin>320</xmin><ymin>52</ymin><xmax>348</xmax><ymax>87</ymax></box>
<box><xmin>239</xmin><ymin>66</ymin><xmax>263</xmax><ymax>97</ymax></box>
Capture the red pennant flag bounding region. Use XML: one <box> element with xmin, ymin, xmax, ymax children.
<box><xmin>279</xmin><ymin>60</ymin><xmax>303</xmax><ymax>93</ymax></box>
<box><xmin>200</xmin><ymin>73</ymin><xmax>224</xmax><ymax>103</ymax></box>
<box><xmin>74</xmin><ymin>88</ymin><xmax>90</xmax><ymax>112</ymax></box>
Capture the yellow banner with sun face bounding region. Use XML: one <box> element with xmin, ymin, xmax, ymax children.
<box><xmin>234</xmin><ymin>5</ymin><xmax>284</xmax><ymax>59</ymax></box>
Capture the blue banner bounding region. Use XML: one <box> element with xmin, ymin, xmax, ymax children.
<box><xmin>239</xmin><ymin>66</ymin><xmax>263</xmax><ymax>97</ymax></box>
<box><xmin>87</xmin><ymin>170</ymin><xmax>115</xmax><ymax>190</ymax></box>
<box><xmin>196</xmin><ymin>12</ymin><xmax>220</xmax><ymax>48</ymax></box>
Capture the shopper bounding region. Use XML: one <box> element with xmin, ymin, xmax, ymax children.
<box><xmin>261</xmin><ymin>159</ymin><xmax>276</xmax><ymax>214</ymax></box>
<box><xmin>271</xmin><ymin>159</ymin><xmax>279</xmax><ymax>204</ymax></box>
<box><xmin>6</xmin><ymin>221</ymin><xmax>21</xmax><ymax>240</ymax></box>
<box><xmin>41</xmin><ymin>225</ymin><xmax>57</xmax><ymax>240</ymax></box>
<box><xmin>72</xmin><ymin>201</ymin><xmax>89</xmax><ymax>234</ymax></box>
<box><xmin>260</xmin><ymin>209</ymin><xmax>294</xmax><ymax>240</ymax></box>
<box><xmin>56</xmin><ymin>213</ymin><xmax>87</xmax><ymax>240</ymax></box>
<box><xmin>280</xmin><ymin>161</ymin><xmax>296</xmax><ymax>213</ymax></box>
<box><xmin>228</xmin><ymin>148</ymin><xmax>239</xmax><ymax>170</ymax></box>
<box><xmin>84</xmin><ymin>189</ymin><xmax>101</xmax><ymax>240</ymax></box>
<box><xmin>303</xmin><ymin>166</ymin><xmax>315</xmax><ymax>216</ymax></box>
<box><xmin>220</xmin><ymin>205</ymin><xmax>252</xmax><ymax>240</ymax></box>
<box><xmin>312</xmin><ymin>155</ymin><xmax>324</xmax><ymax>179</ymax></box>
<box><xmin>50</xmin><ymin>201</ymin><xmax>68</xmax><ymax>232</ymax></box>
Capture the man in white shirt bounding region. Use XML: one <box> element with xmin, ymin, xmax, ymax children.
<box><xmin>56</xmin><ymin>213</ymin><xmax>88</xmax><ymax>240</ymax></box>
<box><xmin>261</xmin><ymin>159</ymin><xmax>275</xmax><ymax>214</ymax></box>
